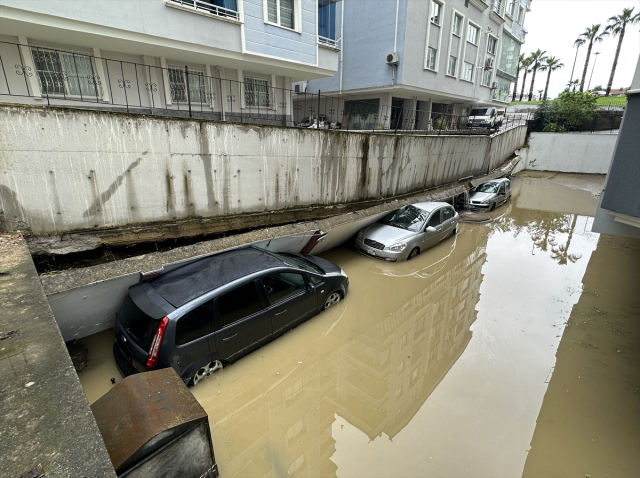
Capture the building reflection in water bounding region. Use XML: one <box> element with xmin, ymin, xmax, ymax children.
<box><xmin>193</xmin><ymin>226</ymin><xmax>490</xmax><ymax>478</ymax></box>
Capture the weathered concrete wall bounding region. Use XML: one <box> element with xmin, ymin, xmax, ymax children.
<box><xmin>522</xmin><ymin>132</ymin><xmax>617</xmax><ymax>174</ymax></box>
<box><xmin>0</xmin><ymin>105</ymin><xmax>526</xmax><ymax>244</ymax></box>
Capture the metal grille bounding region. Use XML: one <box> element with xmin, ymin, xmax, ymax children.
<box><xmin>363</xmin><ymin>239</ymin><xmax>385</xmax><ymax>250</ymax></box>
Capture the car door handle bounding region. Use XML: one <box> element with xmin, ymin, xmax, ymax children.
<box><xmin>274</xmin><ymin>309</ymin><xmax>287</xmax><ymax>316</ymax></box>
<box><xmin>222</xmin><ymin>333</ymin><xmax>237</xmax><ymax>341</ymax></box>
<box><xmin>436</xmin><ymin>226</ymin><xmax>443</xmax><ymax>231</ymax></box>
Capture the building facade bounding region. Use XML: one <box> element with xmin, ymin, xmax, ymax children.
<box><xmin>0</xmin><ymin>0</ymin><xmax>341</xmax><ymax>121</ymax></box>
<box><xmin>296</xmin><ymin>0</ymin><xmax>530</xmax><ymax>129</ymax></box>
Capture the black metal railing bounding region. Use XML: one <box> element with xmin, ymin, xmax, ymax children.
<box><xmin>0</xmin><ymin>40</ymin><xmax>527</xmax><ymax>135</ymax></box>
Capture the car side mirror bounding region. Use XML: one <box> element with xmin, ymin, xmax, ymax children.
<box><xmin>426</xmin><ymin>226</ymin><xmax>436</xmax><ymax>233</ymax></box>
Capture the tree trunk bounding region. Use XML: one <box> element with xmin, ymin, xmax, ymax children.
<box><xmin>519</xmin><ymin>70</ymin><xmax>528</xmax><ymax>102</ymax></box>
<box><xmin>512</xmin><ymin>66</ymin><xmax>520</xmax><ymax>102</ymax></box>
<box><xmin>528</xmin><ymin>65</ymin><xmax>538</xmax><ymax>101</ymax></box>
<box><xmin>580</xmin><ymin>40</ymin><xmax>594</xmax><ymax>92</ymax></box>
<box><xmin>543</xmin><ymin>68</ymin><xmax>552</xmax><ymax>100</ymax></box>
<box><xmin>605</xmin><ymin>27</ymin><xmax>625</xmax><ymax>96</ymax></box>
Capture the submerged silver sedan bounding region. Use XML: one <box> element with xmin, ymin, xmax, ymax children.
<box><xmin>354</xmin><ymin>202</ymin><xmax>459</xmax><ymax>262</ymax></box>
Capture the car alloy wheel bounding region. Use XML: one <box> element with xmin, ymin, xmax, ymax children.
<box><xmin>408</xmin><ymin>248</ymin><xmax>419</xmax><ymax>260</ymax></box>
<box><xmin>324</xmin><ymin>292</ymin><xmax>342</xmax><ymax>309</ymax></box>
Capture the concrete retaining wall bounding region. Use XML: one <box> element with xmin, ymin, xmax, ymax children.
<box><xmin>522</xmin><ymin>132</ymin><xmax>617</xmax><ymax>174</ymax></box>
<box><xmin>0</xmin><ymin>105</ymin><xmax>526</xmax><ymax>241</ymax></box>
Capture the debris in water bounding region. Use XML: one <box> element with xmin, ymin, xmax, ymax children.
<box><xmin>0</xmin><ymin>330</ymin><xmax>19</xmax><ymax>340</ymax></box>
<box><xmin>110</xmin><ymin>378</ymin><xmax>116</xmax><ymax>384</ymax></box>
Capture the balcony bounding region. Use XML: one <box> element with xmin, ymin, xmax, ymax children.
<box><xmin>318</xmin><ymin>36</ymin><xmax>339</xmax><ymax>50</ymax></box>
<box><xmin>166</xmin><ymin>0</ymin><xmax>240</xmax><ymax>22</ymax></box>
<box><xmin>490</xmin><ymin>0</ymin><xmax>506</xmax><ymax>24</ymax></box>
<box><xmin>468</xmin><ymin>0</ymin><xmax>489</xmax><ymax>11</ymax></box>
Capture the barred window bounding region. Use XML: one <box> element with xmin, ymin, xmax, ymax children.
<box><xmin>267</xmin><ymin>0</ymin><xmax>295</xmax><ymax>29</ymax></box>
<box><xmin>31</xmin><ymin>47</ymin><xmax>98</xmax><ymax>98</ymax></box>
<box><xmin>244</xmin><ymin>74</ymin><xmax>271</xmax><ymax>107</ymax></box>
<box><xmin>168</xmin><ymin>66</ymin><xmax>207</xmax><ymax>104</ymax></box>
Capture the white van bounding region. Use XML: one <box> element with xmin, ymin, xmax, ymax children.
<box><xmin>467</xmin><ymin>107</ymin><xmax>504</xmax><ymax>129</ymax></box>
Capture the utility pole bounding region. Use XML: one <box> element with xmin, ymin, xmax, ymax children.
<box><xmin>587</xmin><ymin>52</ymin><xmax>601</xmax><ymax>91</ymax></box>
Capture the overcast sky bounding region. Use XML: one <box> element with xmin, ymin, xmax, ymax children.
<box><xmin>520</xmin><ymin>0</ymin><xmax>640</xmax><ymax>99</ymax></box>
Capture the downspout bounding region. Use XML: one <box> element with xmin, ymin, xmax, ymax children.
<box><xmin>339</xmin><ymin>0</ymin><xmax>345</xmax><ymax>93</ymax></box>
<box><xmin>392</xmin><ymin>0</ymin><xmax>399</xmax><ymax>86</ymax></box>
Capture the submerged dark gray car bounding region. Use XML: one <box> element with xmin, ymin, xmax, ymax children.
<box><xmin>113</xmin><ymin>246</ymin><xmax>348</xmax><ymax>386</ymax></box>
<box><xmin>466</xmin><ymin>178</ymin><xmax>511</xmax><ymax>211</ymax></box>
<box><xmin>354</xmin><ymin>202</ymin><xmax>459</xmax><ymax>262</ymax></box>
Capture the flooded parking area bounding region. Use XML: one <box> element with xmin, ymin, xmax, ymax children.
<box><xmin>76</xmin><ymin>173</ymin><xmax>639</xmax><ymax>477</ymax></box>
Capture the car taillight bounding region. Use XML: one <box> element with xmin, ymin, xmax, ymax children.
<box><xmin>146</xmin><ymin>317</ymin><xmax>168</xmax><ymax>368</ymax></box>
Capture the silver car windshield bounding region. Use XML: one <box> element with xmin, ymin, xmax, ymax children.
<box><xmin>476</xmin><ymin>182</ymin><xmax>499</xmax><ymax>193</ymax></box>
<box><xmin>379</xmin><ymin>205</ymin><xmax>429</xmax><ymax>232</ymax></box>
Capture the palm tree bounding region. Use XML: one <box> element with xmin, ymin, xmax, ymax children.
<box><xmin>576</xmin><ymin>24</ymin><xmax>607</xmax><ymax>92</ymax></box>
<box><xmin>512</xmin><ymin>54</ymin><xmax>526</xmax><ymax>102</ymax></box>
<box><xmin>527</xmin><ymin>49</ymin><xmax>547</xmax><ymax>101</ymax></box>
<box><xmin>604</xmin><ymin>8</ymin><xmax>640</xmax><ymax>96</ymax></box>
<box><xmin>540</xmin><ymin>56</ymin><xmax>564</xmax><ymax>100</ymax></box>
<box><xmin>518</xmin><ymin>56</ymin><xmax>533</xmax><ymax>102</ymax></box>
<box><xmin>566</xmin><ymin>79</ymin><xmax>580</xmax><ymax>92</ymax></box>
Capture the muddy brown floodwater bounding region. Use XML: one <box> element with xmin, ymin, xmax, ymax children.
<box><xmin>76</xmin><ymin>173</ymin><xmax>639</xmax><ymax>477</ymax></box>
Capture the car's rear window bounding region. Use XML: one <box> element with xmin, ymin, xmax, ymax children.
<box><xmin>118</xmin><ymin>295</ymin><xmax>159</xmax><ymax>351</ymax></box>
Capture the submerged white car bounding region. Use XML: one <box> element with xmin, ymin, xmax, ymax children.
<box><xmin>354</xmin><ymin>202</ymin><xmax>459</xmax><ymax>262</ymax></box>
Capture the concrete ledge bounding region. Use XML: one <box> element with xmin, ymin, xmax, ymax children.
<box><xmin>0</xmin><ymin>236</ymin><xmax>115</xmax><ymax>477</ymax></box>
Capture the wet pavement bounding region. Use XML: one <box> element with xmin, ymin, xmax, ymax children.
<box><xmin>75</xmin><ymin>173</ymin><xmax>639</xmax><ymax>477</ymax></box>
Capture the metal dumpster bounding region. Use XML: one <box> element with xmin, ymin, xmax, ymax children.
<box><xmin>91</xmin><ymin>368</ymin><xmax>218</xmax><ymax>478</ymax></box>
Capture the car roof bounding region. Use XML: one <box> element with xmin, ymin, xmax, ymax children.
<box><xmin>147</xmin><ymin>247</ymin><xmax>284</xmax><ymax>308</ymax></box>
<box><xmin>481</xmin><ymin>178</ymin><xmax>509</xmax><ymax>184</ymax></box>
<box><xmin>410</xmin><ymin>201</ymin><xmax>451</xmax><ymax>213</ymax></box>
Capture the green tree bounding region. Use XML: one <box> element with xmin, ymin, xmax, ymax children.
<box><xmin>604</xmin><ymin>7</ymin><xmax>640</xmax><ymax>96</ymax></box>
<box><xmin>518</xmin><ymin>56</ymin><xmax>533</xmax><ymax>102</ymax></box>
<box><xmin>553</xmin><ymin>91</ymin><xmax>598</xmax><ymax>130</ymax></box>
<box><xmin>575</xmin><ymin>25</ymin><xmax>607</xmax><ymax>92</ymax></box>
<box><xmin>512</xmin><ymin>54</ymin><xmax>526</xmax><ymax>102</ymax></box>
<box><xmin>566</xmin><ymin>79</ymin><xmax>580</xmax><ymax>92</ymax></box>
<box><xmin>539</xmin><ymin>56</ymin><xmax>564</xmax><ymax>100</ymax></box>
<box><xmin>527</xmin><ymin>49</ymin><xmax>547</xmax><ymax>101</ymax></box>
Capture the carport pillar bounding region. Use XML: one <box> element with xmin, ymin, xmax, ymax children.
<box><xmin>381</xmin><ymin>92</ymin><xmax>392</xmax><ymax>129</ymax></box>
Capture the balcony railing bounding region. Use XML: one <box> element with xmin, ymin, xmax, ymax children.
<box><xmin>318</xmin><ymin>36</ymin><xmax>339</xmax><ymax>48</ymax></box>
<box><xmin>166</xmin><ymin>0</ymin><xmax>239</xmax><ymax>21</ymax></box>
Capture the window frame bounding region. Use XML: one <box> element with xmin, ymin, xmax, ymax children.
<box><xmin>452</xmin><ymin>13</ymin><xmax>463</xmax><ymax>36</ymax></box>
<box><xmin>517</xmin><ymin>5</ymin><xmax>525</xmax><ymax>23</ymax></box>
<box><xmin>426</xmin><ymin>47</ymin><xmax>438</xmax><ymax>71</ymax></box>
<box><xmin>174</xmin><ymin>299</ymin><xmax>215</xmax><ymax>346</ymax></box>
<box><xmin>214</xmin><ymin>280</ymin><xmax>267</xmax><ymax>331</ymax></box>
<box><xmin>506</xmin><ymin>0</ymin><xmax>516</xmax><ymax>17</ymax></box>
<box><xmin>264</xmin><ymin>0</ymin><xmax>301</xmax><ymax>33</ymax></box>
<box><xmin>462</xmin><ymin>61</ymin><xmax>474</xmax><ymax>82</ymax></box>
<box><xmin>261</xmin><ymin>271</ymin><xmax>308</xmax><ymax>306</ymax></box>
<box><xmin>487</xmin><ymin>34</ymin><xmax>498</xmax><ymax>55</ymax></box>
<box><xmin>243</xmin><ymin>72</ymin><xmax>273</xmax><ymax>108</ymax></box>
<box><xmin>30</xmin><ymin>46</ymin><xmax>100</xmax><ymax>99</ymax></box>
<box><xmin>447</xmin><ymin>55</ymin><xmax>458</xmax><ymax>77</ymax></box>
<box><xmin>430</xmin><ymin>0</ymin><xmax>442</xmax><ymax>26</ymax></box>
<box><xmin>466</xmin><ymin>22</ymin><xmax>480</xmax><ymax>45</ymax></box>
<box><xmin>481</xmin><ymin>68</ymin><xmax>493</xmax><ymax>87</ymax></box>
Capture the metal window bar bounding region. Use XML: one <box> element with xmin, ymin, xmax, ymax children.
<box><xmin>167</xmin><ymin>0</ymin><xmax>240</xmax><ymax>20</ymax></box>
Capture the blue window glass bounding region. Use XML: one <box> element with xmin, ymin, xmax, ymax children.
<box><xmin>214</xmin><ymin>0</ymin><xmax>237</xmax><ymax>12</ymax></box>
<box><xmin>318</xmin><ymin>0</ymin><xmax>336</xmax><ymax>40</ymax></box>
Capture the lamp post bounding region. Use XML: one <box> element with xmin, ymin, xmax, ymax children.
<box><xmin>587</xmin><ymin>52</ymin><xmax>601</xmax><ymax>91</ymax></box>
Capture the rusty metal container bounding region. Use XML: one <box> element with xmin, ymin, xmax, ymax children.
<box><xmin>91</xmin><ymin>368</ymin><xmax>218</xmax><ymax>477</ymax></box>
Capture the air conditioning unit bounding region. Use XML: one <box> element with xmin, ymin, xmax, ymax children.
<box><xmin>294</xmin><ymin>82</ymin><xmax>308</xmax><ymax>94</ymax></box>
<box><xmin>484</xmin><ymin>58</ymin><xmax>494</xmax><ymax>69</ymax></box>
<box><xmin>491</xmin><ymin>81</ymin><xmax>498</xmax><ymax>89</ymax></box>
<box><xmin>386</xmin><ymin>52</ymin><xmax>400</xmax><ymax>65</ymax></box>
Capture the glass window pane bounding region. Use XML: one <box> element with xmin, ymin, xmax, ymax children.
<box><xmin>245</xmin><ymin>75</ymin><xmax>271</xmax><ymax>107</ymax></box>
<box><xmin>262</xmin><ymin>272</ymin><xmax>306</xmax><ymax>305</ymax></box>
<box><xmin>427</xmin><ymin>211</ymin><xmax>442</xmax><ymax>227</ymax></box>
<box><xmin>453</xmin><ymin>15</ymin><xmax>461</xmax><ymax>35</ymax></box>
<box><xmin>318</xmin><ymin>0</ymin><xmax>336</xmax><ymax>39</ymax></box>
<box><xmin>267</xmin><ymin>0</ymin><xmax>278</xmax><ymax>22</ymax></box>
<box><xmin>280</xmin><ymin>0</ymin><xmax>294</xmax><ymax>28</ymax></box>
<box><xmin>31</xmin><ymin>49</ymin><xmax>65</xmax><ymax>95</ymax></box>
<box><xmin>176</xmin><ymin>300</ymin><xmax>215</xmax><ymax>345</ymax></box>
<box><xmin>216</xmin><ymin>282</ymin><xmax>265</xmax><ymax>330</ymax></box>
<box><xmin>431</xmin><ymin>1</ymin><xmax>440</xmax><ymax>24</ymax></box>
<box><xmin>442</xmin><ymin>208</ymin><xmax>453</xmax><ymax>220</ymax></box>
<box><xmin>169</xmin><ymin>68</ymin><xmax>187</xmax><ymax>102</ymax></box>
<box><xmin>448</xmin><ymin>56</ymin><xmax>457</xmax><ymax>76</ymax></box>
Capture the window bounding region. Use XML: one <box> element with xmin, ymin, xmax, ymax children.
<box><xmin>493</xmin><ymin>0</ymin><xmax>504</xmax><ymax>16</ymax></box>
<box><xmin>506</xmin><ymin>0</ymin><xmax>516</xmax><ymax>17</ymax></box>
<box><xmin>244</xmin><ymin>74</ymin><xmax>272</xmax><ymax>107</ymax></box>
<box><xmin>262</xmin><ymin>272</ymin><xmax>306</xmax><ymax>305</ymax></box>
<box><xmin>426</xmin><ymin>48</ymin><xmax>437</xmax><ymax>71</ymax></box>
<box><xmin>482</xmin><ymin>69</ymin><xmax>492</xmax><ymax>86</ymax></box>
<box><xmin>427</xmin><ymin>211</ymin><xmax>442</xmax><ymax>227</ymax></box>
<box><xmin>453</xmin><ymin>14</ymin><xmax>463</xmax><ymax>36</ymax></box>
<box><xmin>497</xmin><ymin>33</ymin><xmax>521</xmax><ymax>76</ymax></box>
<box><xmin>462</xmin><ymin>61</ymin><xmax>474</xmax><ymax>81</ymax></box>
<box><xmin>442</xmin><ymin>207</ymin><xmax>454</xmax><ymax>221</ymax></box>
<box><xmin>487</xmin><ymin>36</ymin><xmax>497</xmax><ymax>55</ymax></box>
<box><xmin>309</xmin><ymin>275</ymin><xmax>323</xmax><ymax>286</ymax></box>
<box><xmin>216</xmin><ymin>282</ymin><xmax>265</xmax><ymax>330</ymax></box>
<box><xmin>176</xmin><ymin>301</ymin><xmax>215</xmax><ymax>345</ymax></box>
<box><xmin>467</xmin><ymin>24</ymin><xmax>479</xmax><ymax>44</ymax></box>
<box><xmin>447</xmin><ymin>56</ymin><xmax>457</xmax><ymax>76</ymax></box>
<box><xmin>168</xmin><ymin>66</ymin><xmax>207</xmax><ymax>103</ymax></box>
<box><xmin>318</xmin><ymin>0</ymin><xmax>337</xmax><ymax>44</ymax></box>
<box><xmin>430</xmin><ymin>1</ymin><xmax>441</xmax><ymax>25</ymax></box>
<box><xmin>267</xmin><ymin>0</ymin><xmax>295</xmax><ymax>29</ymax></box>
<box><xmin>31</xmin><ymin>48</ymin><xmax>98</xmax><ymax>98</ymax></box>
<box><xmin>517</xmin><ymin>6</ymin><xmax>525</xmax><ymax>23</ymax></box>
<box><xmin>492</xmin><ymin>76</ymin><xmax>511</xmax><ymax>102</ymax></box>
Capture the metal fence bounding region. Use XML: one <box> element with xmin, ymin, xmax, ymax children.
<box><xmin>0</xmin><ymin>40</ymin><xmax>523</xmax><ymax>135</ymax></box>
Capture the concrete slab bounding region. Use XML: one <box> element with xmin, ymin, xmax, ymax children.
<box><xmin>0</xmin><ymin>234</ymin><xmax>115</xmax><ymax>477</ymax></box>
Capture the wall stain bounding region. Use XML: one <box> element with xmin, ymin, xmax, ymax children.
<box><xmin>198</xmin><ymin>123</ymin><xmax>216</xmax><ymax>211</ymax></box>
